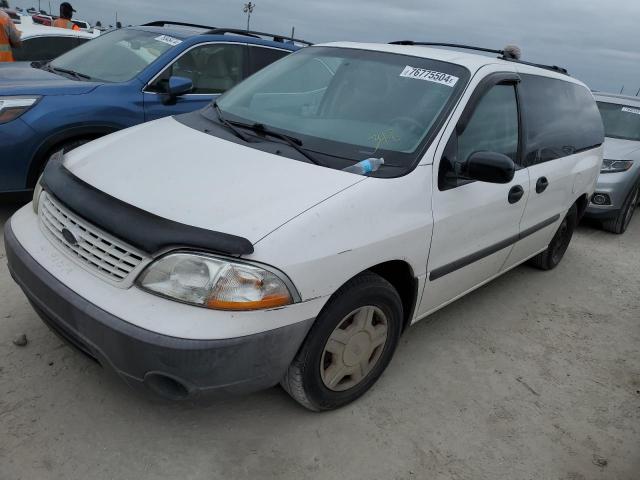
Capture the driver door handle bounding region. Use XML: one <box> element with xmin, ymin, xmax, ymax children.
<box><xmin>508</xmin><ymin>185</ymin><xmax>524</xmax><ymax>204</ymax></box>
<box><xmin>536</xmin><ymin>176</ymin><xmax>549</xmax><ymax>194</ymax></box>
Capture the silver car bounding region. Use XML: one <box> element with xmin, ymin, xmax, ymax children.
<box><xmin>585</xmin><ymin>93</ymin><xmax>640</xmax><ymax>233</ymax></box>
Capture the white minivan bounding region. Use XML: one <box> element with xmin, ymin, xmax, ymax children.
<box><xmin>5</xmin><ymin>41</ymin><xmax>604</xmax><ymax>411</ymax></box>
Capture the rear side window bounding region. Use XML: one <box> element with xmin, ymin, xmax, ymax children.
<box><xmin>248</xmin><ymin>46</ymin><xmax>289</xmax><ymax>75</ymax></box>
<box><xmin>13</xmin><ymin>36</ymin><xmax>81</xmax><ymax>62</ymax></box>
<box><xmin>519</xmin><ymin>74</ymin><xmax>604</xmax><ymax>165</ymax></box>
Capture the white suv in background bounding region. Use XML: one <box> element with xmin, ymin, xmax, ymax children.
<box><xmin>5</xmin><ymin>41</ymin><xmax>604</xmax><ymax>411</ymax></box>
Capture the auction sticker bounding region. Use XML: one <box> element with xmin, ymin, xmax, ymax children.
<box><xmin>155</xmin><ymin>35</ymin><xmax>182</xmax><ymax>46</ymax></box>
<box><xmin>621</xmin><ymin>106</ymin><xmax>640</xmax><ymax>115</ymax></box>
<box><xmin>400</xmin><ymin>66</ymin><xmax>459</xmax><ymax>87</ymax></box>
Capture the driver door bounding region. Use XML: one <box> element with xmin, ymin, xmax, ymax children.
<box><xmin>143</xmin><ymin>43</ymin><xmax>248</xmax><ymax>121</ymax></box>
<box><xmin>418</xmin><ymin>73</ymin><xmax>530</xmax><ymax>316</ymax></box>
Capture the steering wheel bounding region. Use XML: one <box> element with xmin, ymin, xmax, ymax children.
<box><xmin>389</xmin><ymin>116</ymin><xmax>425</xmax><ymax>136</ymax></box>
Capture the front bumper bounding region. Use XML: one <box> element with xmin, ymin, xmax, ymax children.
<box><xmin>5</xmin><ymin>222</ymin><xmax>313</xmax><ymax>399</ymax></box>
<box><xmin>584</xmin><ymin>169</ymin><xmax>640</xmax><ymax>220</ymax></box>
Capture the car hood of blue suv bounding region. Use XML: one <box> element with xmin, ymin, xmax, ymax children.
<box><xmin>0</xmin><ymin>62</ymin><xmax>100</xmax><ymax>96</ymax></box>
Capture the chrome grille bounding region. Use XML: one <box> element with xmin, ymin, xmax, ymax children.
<box><xmin>39</xmin><ymin>192</ymin><xmax>148</xmax><ymax>285</ymax></box>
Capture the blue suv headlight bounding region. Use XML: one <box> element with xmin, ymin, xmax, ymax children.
<box><xmin>0</xmin><ymin>96</ymin><xmax>41</xmax><ymax>124</ymax></box>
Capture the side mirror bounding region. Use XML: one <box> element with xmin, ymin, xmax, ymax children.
<box><xmin>161</xmin><ymin>76</ymin><xmax>193</xmax><ymax>105</ymax></box>
<box><xmin>464</xmin><ymin>151</ymin><xmax>515</xmax><ymax>184</ymax></box>
<box><xmin>168</xmin><ymin>76</ymin><xmax>193</xmax><ymax>97</ymax></box>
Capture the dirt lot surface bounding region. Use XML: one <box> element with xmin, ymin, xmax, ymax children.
<box><xmin>1</xmin><ymin>204</ymin><xmax>639</xmax><ymax>480</ymax></box>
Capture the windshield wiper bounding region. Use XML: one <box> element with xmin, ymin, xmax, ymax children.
<box><xmin>50</xmin><ymin>66</ymin><xmax>92</xmax><ymax>81</ymax></box>
<box><xmin>229</xmin><ymin>121</ymin><xmax>323</xmax><ymax>166</ymax></box>
<box><xmin>212</xmin><ymin>102</ymin><xmax>249</xmax><ymax>142</ymax></box>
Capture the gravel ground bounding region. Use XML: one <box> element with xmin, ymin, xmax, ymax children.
<box><xmin>1</xmin><ymin>204</ymin><xmax>639</xmax><ymax>480</ymax></box>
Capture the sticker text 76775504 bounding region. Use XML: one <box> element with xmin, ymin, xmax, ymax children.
<box><xmin>400</xmin><ymin>66</ymin><xmax>459</xmax><ymax>87</ymax></box>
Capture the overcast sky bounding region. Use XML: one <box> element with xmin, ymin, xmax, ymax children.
<box><xmin>33</xmin><ymin>0</ymin><xmax>640</xmax><ymax>94</ymax></box>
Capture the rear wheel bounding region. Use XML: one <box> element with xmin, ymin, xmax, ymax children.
<box><xmin>602</xmin><ymin>183</ymin><xmax>640</xmax><ymax>234</ymax></box>
<box><xmin>281</xmin><ymin>272</ymin><xmax>403</xmax><ymax>411</ymax></box>
<box><xmin>528</xmin><ymin>204</ymin><xmax>578</xmax><ymax>271</ymax></box>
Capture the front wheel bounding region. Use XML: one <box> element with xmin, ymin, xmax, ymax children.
<box><xmin>281</xmin><ymin>272</ymin><xmax>403</xmax><ymax>411</ymax></box>
<box><xmin>528</xmin><ymin>204</ymin><xmax>578</xmax><ymax>271</ymax></box>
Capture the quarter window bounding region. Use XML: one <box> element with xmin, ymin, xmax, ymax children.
<box><xmin>439</xmin><ymin>84</ymin><xmax>519</xmax><ymax>190</ymax></box>
<box><xmin>152</xmin><ymin>43</ymin><xmax>246</xmax><ymax>95</ymax></box>
<box><xmin>519</xmin><ymin>74</ymin><xmax>604</xmax><ymax>165</ymax></box>
<box><xmin>248</xmin><ymin>46</ymin><xmax>289</xmax><ymax>75</ymax></box>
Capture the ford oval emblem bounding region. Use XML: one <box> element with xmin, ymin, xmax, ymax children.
<box><xmin>61</xmin><ymin>227</ymin><xmax>79</xmax><ymax>246</ymax></box>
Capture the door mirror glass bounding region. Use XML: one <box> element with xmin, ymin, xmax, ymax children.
<box><xmin>168</xmin><ymin>76</ymin><xmax>193</xmax><ymax>97</ymax></box>
<box><xmin>465</xmin><ymin>151</ymin><xmax>515</xmax><ymax>184</ymax></box>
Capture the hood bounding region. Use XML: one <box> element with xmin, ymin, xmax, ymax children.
<box><xmin>0</xmin><ymin>62</ymin><xmax>100</xmax><ymax>95</ymax></box>
<box><xmin>603</xmin><ymin>137</ymin><xmax>640</xmax><ymax>160</ymax></box>
<box><xmin>64</xmin><ymin>117</ymin><xmax>365</xmax><ymax>244</ymax></box>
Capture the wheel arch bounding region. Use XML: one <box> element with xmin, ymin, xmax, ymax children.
<box><xmin>574</xmin><ymin>192</ymin><xmax>590</xmax><ymax>220</ymax></box>
<box><xmin>26</xmin><ymin>125</ymin><xmax>120</xmax><ymax>188</ymax></box>
<box><xmin>316</xmin><ymin>260</ymin><xmax>419</xmax><ymax>333</ymax></box>
<box><xmin>367</xmin><ymin>260</ymin><xmax>419</xmax><ymax>332</ymax></box>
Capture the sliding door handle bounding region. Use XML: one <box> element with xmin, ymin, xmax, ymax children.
<box><xmin>508</xmin><ymin>185</ymin><xmax>525</xmax><ymax>204</ymax></box>
<box><xmin>536</xmin><ymin>176</ymin><xmax>549</xmax><ymax>193</ymax></box>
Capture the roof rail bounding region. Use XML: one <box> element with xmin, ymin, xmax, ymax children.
<box><xmin>388</xmin><ymin>41</ymin><xmax>569</xmax><ymax>76</ymax></box>
<box><xmin>142</xmin><ymin>21</ymin><xmax>217</xmax><ymax>30</ymax></box>
<box><xmin>390</xmin><ymin>41</ymin><xmax>504</xmax><ymax>55</ymax></box>
<box><xmin>204</xmin><ymin>28</ymin><xmax>313</xmax><ymax>46</ymax></box>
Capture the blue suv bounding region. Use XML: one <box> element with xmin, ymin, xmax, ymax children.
<box><xmin>0</xmin><ymin>21</ymin><xmax>308</xmax><ymax>198</ymax></box>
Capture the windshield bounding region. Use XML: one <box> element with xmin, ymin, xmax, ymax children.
<box><xmin>50</xmin><ymin>28</ymin><xmax>180</xmax><ymax>82</ymax></box>
<box><xmin>597</xmin><ymin>101</ymin><xmax>640</xmax><ymax>142</ymax></box>
<box><xmin>215</xmin><ymin>46</ymin><xmax>469</xmax><ymax>175</ymax></box>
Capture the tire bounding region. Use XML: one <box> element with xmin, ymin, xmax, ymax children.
<box><xmin>602</xmin><ymin>182</ymin><xmax>640</xmax><ymax>234</ymax></box>
<box><xmin>528</xmin><ymin>204</ymin><xmax>578</xmax><ymax>271</ymax></box>
<box><xmin>281</xmin><ymin>272</ymin><xmax>403</xmax><ymax>411</ymax></box>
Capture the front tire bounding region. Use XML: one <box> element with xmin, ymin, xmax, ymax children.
<box><xmin>281</xmin><ymin>272</ymin><xmax>403</xmax><ymax>411</ymax></box>
<box><xmin>528</xmin><ymin>204</ymin><xmax>578</xmax><ymax>271</ymax></box>
<box><xmin>602</xmin><ymin>182</ymin><xmax>639</xmax><ymax>234</ymax></box>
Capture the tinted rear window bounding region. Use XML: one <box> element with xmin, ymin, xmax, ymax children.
<box><xmin>520</xmin><ymin>74</ymin><xmax>604</xmax><ymax>165</ymax></box>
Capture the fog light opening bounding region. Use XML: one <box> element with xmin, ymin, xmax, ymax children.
<box><xmin>591</xmin><ymin>193</ymin><xmax>610</xmax><ymax>206</ymax></box>
<box><xmin>144</xmin><ymin>373</ymin><xmax>190</xmax><ymax>400</ymax></box>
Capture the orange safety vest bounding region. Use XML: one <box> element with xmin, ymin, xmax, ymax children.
<box><xmin>53</xmin><ymin>18</ymin><xmax>80</xmax><ymax>30</ymax></box>
<box><xmin>0</xmin><ymin>12</ymin><xmax>15</xmax><ymax>62</ymax></box>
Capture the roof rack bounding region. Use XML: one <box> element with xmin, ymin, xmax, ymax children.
<box><xmin>204</xmin><ymin>28</ymin><xmax>313</xmax><ymax>46</ymax></box>
<box><xmin>390</xmin><ymin>41</ymin><xmax>504</xmax><ymax>55</ymax></box>
<box><xmin>388</xmin><ymin>41</ymin><xmax>569</xmax><ymax>76</ymax></box>
<box><xmin>142</xmin><ymin>21</ymin><xmax>217</xmax><ymax>30</ymax></box>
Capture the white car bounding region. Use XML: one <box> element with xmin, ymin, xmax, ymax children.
<box><xmin>5</xmin><ymin>41</ymin><xmax>604</xmax><ymax>411</ymax></box>
<box><xmin>13</xmin><ymin>17</ymin><xmax>98</xmax><ymax>62</ymax></box>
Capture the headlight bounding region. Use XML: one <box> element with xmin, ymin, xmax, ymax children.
<box><xmin>601</xmin><ymin>159</ymin><xmax>634</xmax><ymax>174</ymax></box>
<box><xmin>0</xmin><ymin>96</ymin><xmax>40</xmax><ymax>124</ymax></box>
<box><xmin>32</xmin><ymin>175</ymin><xmax>44</xmax><ymax>214</ymax></box>
<box><xmin>137</xmin><ymin>252</ymin><xmax>296</xmax><ymax>311</ymax></box>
